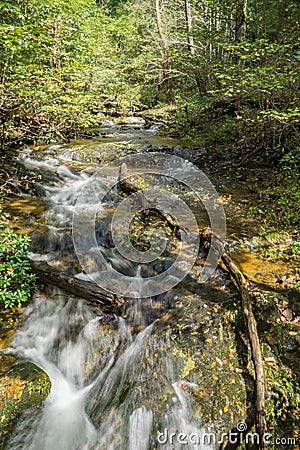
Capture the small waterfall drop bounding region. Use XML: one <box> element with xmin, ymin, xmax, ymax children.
<box><xmin>5</xmin><ymin>127</ymin><xmax>215</xmax><ymax>450</ymax></box>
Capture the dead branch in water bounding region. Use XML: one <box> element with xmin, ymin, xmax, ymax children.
<box><xmin>30</xmin><ymin>259</ymin><xmax>122</xmax><ymax>311</ymax></box>
<box><xmin>200</xmin><ymin>228</ymin><xmax>267</xmax><ymax>450</ymax></box>
<box><xmin>118</xmin><ymin>162</ymin><xmax>181</xmax><ymax>234</ymax></box>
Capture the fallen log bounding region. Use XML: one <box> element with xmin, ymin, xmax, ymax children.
<box><xmin>200</xmin><ymin>228</ymin><xmax>267</xmax><ymax>450</ymax></box>
<box><xmin>30</xmin><ymin>259</ymin><xmax>122</xmax><ymax>310</ymax></box>
<box><xmin>118</xmin><ymin>162</ymin><xmax>182</xmax><ymax>234</ymax></box>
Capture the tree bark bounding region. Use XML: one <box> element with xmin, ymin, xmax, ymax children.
<box><xmin>221</xmin><ymin>252</ymin><xmax>267</xmax><ymax>449</ymax></box>
<box><xmin>184</xmin><ymin>0</ymin><xmax>195</xmax><ymax>56</ymax></box>
<box><xmin>154</xmin><ymin>0</ymin><xmax>171</xmax><ymax>101</ymax></box>
<box><xmin>235</xmin><ymin>0</ymin><xmax>247</xmax><ymax>43</ymax></box>
<box><xmin>201</xmin><ymin>228</ymin><xmax>267</xmax><ymax>450</ymax></box>
<box><xmin>30</xmin><ymin>259</ymin><xmax>121</xmax><ymax>310</ymax></box>
<box><xmin>235</xmin><ymin>0</ymin><xmax>247</xmax><ymax>110</ymax></box>
<box><xmin>184</xmin><ymin>0</ymin><xmax>206</xmax><ymax>93</ymax></box>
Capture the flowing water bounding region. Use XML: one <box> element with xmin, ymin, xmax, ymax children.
<box><xmin>5</xmin><ymin>124</ymin><xmax>220</xmax><ymax>449</ymax></box>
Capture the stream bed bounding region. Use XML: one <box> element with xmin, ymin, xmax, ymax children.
<box><xmin>1</xmin><ymin>122</ymin><xmax>299</xmax><ymax>449</ymax></box>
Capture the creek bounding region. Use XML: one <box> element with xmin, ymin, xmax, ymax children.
<box><xmin>2</xmin><ymin>122</ymin><xmax>294</xmax><ymax>449</ymax></box>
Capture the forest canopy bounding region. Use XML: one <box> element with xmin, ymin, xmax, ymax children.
<box><xmin>0</xmin><ymin>0</ymin><xmax>299</xmax><ymax>169</ymax></box>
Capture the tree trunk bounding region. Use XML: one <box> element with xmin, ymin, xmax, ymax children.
<box><xmin>184</xmin><ymin>0</ymin><xmax>194</xmax><ymax>56</ymax></box>
<box><xmin>184</xmin><ymin>0</ymin><xmax>206</xmax><ymax>93</ymax></box>
<box><xmin>154</xmin><ymin>0</ymin><xmax>171</xmax><ymax>101</ymax></box>
<box><xmin>234</xmin><ymin>0</ymin><xmax>247</xmax><ymax>110</ymax></box>
<box><xmin>235</xmin><ymin>0</ymin><xmax>247</xmax><ymax>43</ymax></box>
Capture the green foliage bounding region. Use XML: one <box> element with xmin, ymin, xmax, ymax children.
<box><xmin>163</xmin><ymin>0</ymin><xmax>300</xmax><ymax>171</ymax></box>
<box><xmin>265</xmin><ymin>361</ymin><xmax>300</xmax><ymax>437</ymax></box>
<box><xmin>1</xmin><ymin>0</ymin><xmax>298</xmax><ymax>151</ymax></box>
<box><xmin>246</xmin><ymin>146</ymin><xmax>299</xmax><ymax>257</ymax></box>
<box><xmin>0</xmin><ymin>0</ymin><xmax>163</xmax><ymax>148</ymax></box>
<box><xmin>176</xmin><ymin>39</ymin><xmax>299</xmax><ymax>162</ymax></box>
<box><xmin>249</xmin><ymin>149</ymin><xmax>300</xmax><ymax>233</ymax></box>
<box><xmin>257</xmin><ymin>232</ymin><xmax>300</xmax><ymax>262</ymax></box>
<box><xmin>27</xmin><ymin>378</ymin><xmax>51</xmax><ymax>396</ymax></box>
<box><xmin>0</xmin><ymin>216</ymin><xmax>36</xmax><ymax>308</ymax></box>
<box><xmin>259</xmin><ymin>177</ymin><xmax>299</xmax><ymax>229</ymax></box>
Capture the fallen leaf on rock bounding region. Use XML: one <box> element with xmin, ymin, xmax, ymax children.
<box><xmin>264</xmin><ymin>357</ymin><xmax>277</xmax><ymax>365</ymax></box>
<box><xmin>282</xmin><ymin>309</ymin><xmax>293</xmax><ymax>321</ymax></box>
<box><xmin>162</xmin><ymin>314</ymin><xmax>171</xmax><ymax>322</ymax></box>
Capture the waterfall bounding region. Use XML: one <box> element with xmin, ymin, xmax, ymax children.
<box><xmin>5</xmin><ymin>127</ymin><xmax>215</xmax><ymax>450</ymax></box>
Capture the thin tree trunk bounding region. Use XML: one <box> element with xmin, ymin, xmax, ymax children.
<box><xmin>184</xmin><ymin>0</ymin><xmax>207</xmax><ymax>94</ymax></box>
<box><xmin>185</xmin><ymin>0</ymin><xmax>195</xmax><ymax>56</ymax></box>
<box><xmin>209</xmin><ymin>4</ymin><xmax>213</xmax><ymax>61</ymax></box>
<box><xmin>154</xmin><ymin>0</ymin><xmax>171</xmax><ymax>101</ymax></box>
<box><xmin>235</xmin><ymin>0</ymin><xmax>247</xmax><ymax>43</ymax></box>
<box><xmin>234</xmin><ymin>0</ymin><xmax>247</xmax><ymax>110</ymax></box>
<box><xmin>221</xmin><ymin>252</ymin><xmax>268</xmax><ymax>450</ymax></box>
<box><xmin>184</xmin><ymin>0</ymin><xmax>205</xmax><ymax>93</ymax></box>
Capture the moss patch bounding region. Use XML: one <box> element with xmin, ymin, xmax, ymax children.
<box><xmin>0</xmin><ymin>353</ymin><xmax>51</xmax><ymax>449</ymax></box>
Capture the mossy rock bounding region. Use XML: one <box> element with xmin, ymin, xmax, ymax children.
<box><xmin>115</xmin><ymin>116</ymin><xmax>146</xmax><ymax>125</ymax></box>
<box><xmin>0</xmin><ymin>353</ymin><xmax>51</xmax><ymax>449</ymax></box>
<box><xmin>0</xmin><ymin>308</ymin><xmax>22</xmax><ymax>351</ymax></box>
<box><xmin>119</xmin><ymin>293</ymin><xmax>250</xmax><ymax>442</ymax></box>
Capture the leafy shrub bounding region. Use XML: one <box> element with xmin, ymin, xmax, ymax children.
<box><xmin>0</xmin><ymin>220</ymin><xmax>36</xmax><ymax>308</ymax></box>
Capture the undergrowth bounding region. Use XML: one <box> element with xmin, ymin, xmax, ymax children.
<box><xmin>0</xmin><ymin>212</ymin><xmax>36</xmax><ymax>308</ymax></box>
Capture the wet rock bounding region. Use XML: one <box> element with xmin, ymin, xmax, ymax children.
<box><xmin>0</xmin><ymin>309</ymin><xmax>23</xmax><ymax>351</ymax></box>
<box><xmin>142</xmin><ymin>144</ymin><xmax>169</xmax><ymax>153</ymax></box>
<box><xmin>116</xmin><ymin>117</ymin><xmax>146</xmax><ymax>125</ymax></box>
<box><xmin>0</xmin><ymin>353</ymin><xmax>51</xmax><ymax>449</ymax></box>
<box><xmin>100</xmin><ymin>119</ymin><xmax>115</xmax><ymax>127</ymax></box>
<box><xmin>281</xmin><ymin>308</ymin><xmax>293</xmax><ymax>322</ymax></box>
<box><xmin>172</xmin><ymin>146</ymin><xmax>195</xmax><ymax>162</ymax></box>
<box><xmin>164</xmin><ymin>294</ymin><xmax>249</xmax><ymax>433</ymax></box>
<box><xmin>282</xmin><ymin>333</ymin><xmax>300</xmax><ymax>353</ymax></box>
